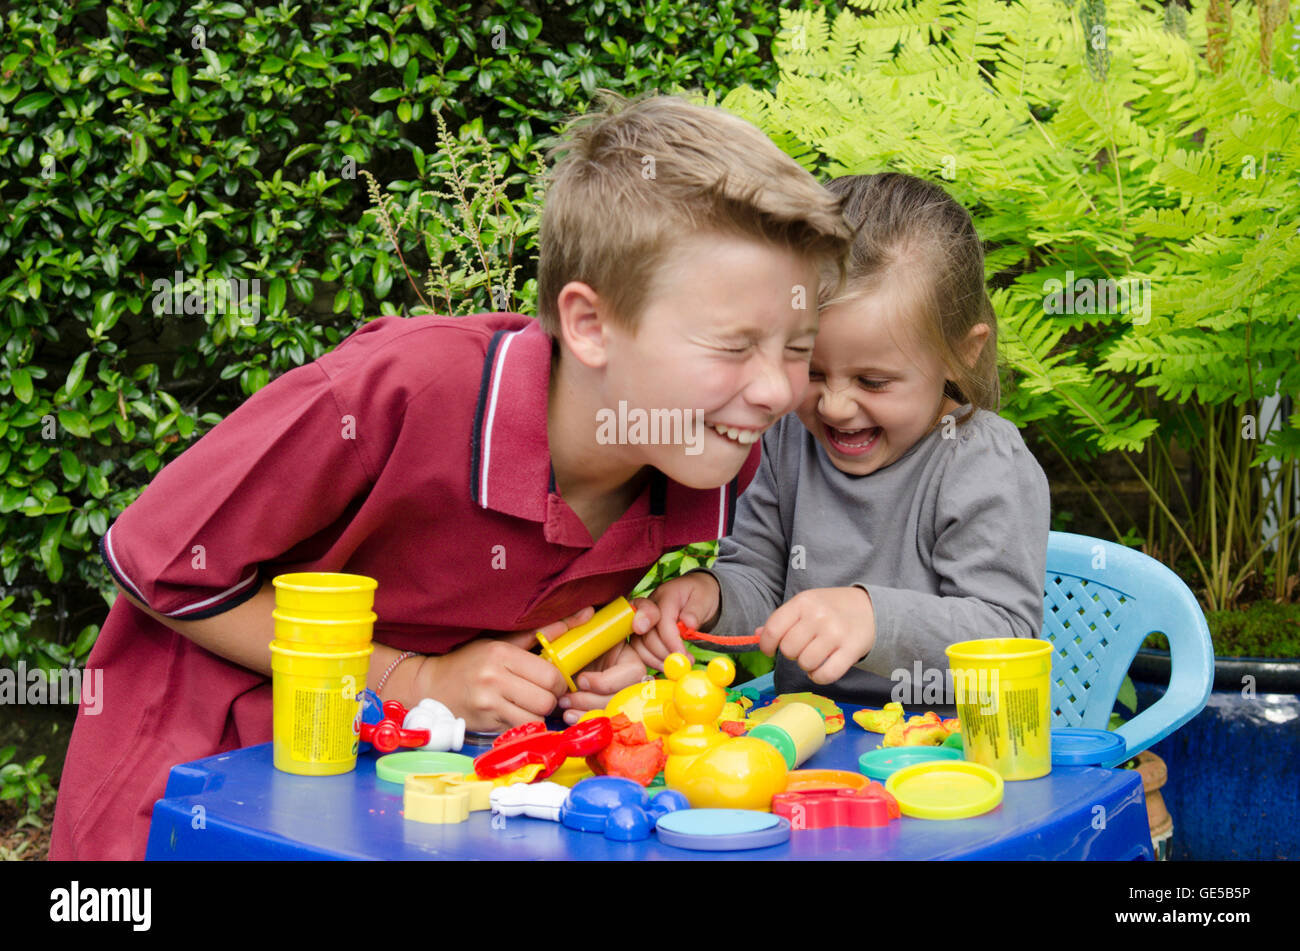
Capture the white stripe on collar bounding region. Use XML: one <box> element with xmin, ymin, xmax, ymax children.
<box><xmin>478</xmin><ymin>328</ymin><xmax>527</xmax><ymax>509</ymax></box>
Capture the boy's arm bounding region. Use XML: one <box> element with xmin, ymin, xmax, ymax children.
<box><xmin>851</xmin><ymin>432</ymin><xmax>1051</xmax><ymax>680</ymax></box>
<box><xmin>101</xmin><ymin>353</ymin><xmax>432</xmax><ymax>698</ymax></box>
<box><xmin>697</xmin><ymin>423</ymin><xmax>792</xmax><ymax>645</ymax></box>
<box><xmin>114</xmin><ymin>580</ymin><xmax>424</xmax><ymax>702</ymax></box>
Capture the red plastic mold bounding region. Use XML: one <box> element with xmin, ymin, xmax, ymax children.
<box><xmin>359</xmin><ymin>700</ymin><xmax>431</xmax><ymax>753</ymax></box>
<box><xmin>771</xmin><ymin>783</ymin><xmax>901</xmax><ymax>830</ymax></box>
<box><xmin>473</xmin><ymin>717</ymin><xmax>613</xmax><ymax>780</ymax></box>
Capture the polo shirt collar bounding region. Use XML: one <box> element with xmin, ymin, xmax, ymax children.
<box><xmin>469</xmin><ymin>318</ymin><xmax>744</xmax><ymax>548</ymax></box>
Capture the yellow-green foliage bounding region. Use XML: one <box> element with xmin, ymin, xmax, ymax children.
<box><xmin>723</xmin><ymin>0</ymin><xmax>1300</xmax><ymax>459</ymax></box>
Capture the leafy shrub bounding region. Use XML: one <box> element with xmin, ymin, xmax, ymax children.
<box><xmin>0</xmin><ymin>744</ymin><xmax>56</xmax><ymax>829</ymax></box>
<box><xmin>0</xmin><ymin>0</ymin><xmax>806</xmax><ymax>660</ymax></box>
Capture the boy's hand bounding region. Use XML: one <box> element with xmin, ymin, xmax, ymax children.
<box><xmin>417</xmin><ymin>606</ymin><xmax>595</xmax><ymax>733</ymax></box>
<box><xmin>757</xmin><ymin>587</ymin><xmax>877</xmax><ymax>685</ymax></box>
<box><xmin>557</xmin><ymin>640</ymin><xmax>649</xmax><ymax>725</ymax></box>
<box><xmin>629</xmin><ymin>571</ymin><xmax>722</xmax><ymax>669</ymax></box>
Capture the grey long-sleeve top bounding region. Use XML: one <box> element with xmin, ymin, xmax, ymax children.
<box><xmin>701</xmin><ymin>406</ymin><xmax>1051</xmax><ymax>708</ymax></box>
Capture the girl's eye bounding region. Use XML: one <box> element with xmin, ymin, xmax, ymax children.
<box><xmin>808</xmin><ymin>370</ymin><xmax>825</xmax><ymax>380</ymax></box>
<box><xmin>858</xmin><ymin>378</ymin><xmax>888</xmax><ymax>390</ymax></box>
<box><xmin>786</xmin><ymin>346</ymin><xmax>812</xmax><ymax>356</ymax></box>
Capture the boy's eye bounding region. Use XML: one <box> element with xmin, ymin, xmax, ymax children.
<box><xmin>786</xmin><ymin>346</ymin><xmax>812</xmax><ymax>356</ymax></box>
<box><xmin>857</xmin><ymin>377</ymin><xmax>888</xmax><ymax>390</ymax></box>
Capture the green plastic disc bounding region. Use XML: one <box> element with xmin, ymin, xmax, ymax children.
<box><xmin>859</xmin><ymin>745</ymin><xmax>963</xmax><ymax>781</ymax></box>
<box><xmin>375</xmin><ymin>751</ymin><xmax>475</xmax><ymax>784</ymax></box>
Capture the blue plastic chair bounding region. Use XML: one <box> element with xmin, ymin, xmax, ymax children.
<box><xmin>740</xmin><ymin>531</ymin><xmax>1214</xmax><ymax>767</ymax></box>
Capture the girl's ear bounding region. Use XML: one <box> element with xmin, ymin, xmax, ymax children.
<box><xmin>959</xmin><ymin>322</ymin><xmax>990</xmax><ymax>370</ymax></box>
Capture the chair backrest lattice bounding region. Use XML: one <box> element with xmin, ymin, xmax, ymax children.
<box><xmin>1042</xmin><ymin>573</ymin><xmax>1139</xmax><ymax>727</ymax></box>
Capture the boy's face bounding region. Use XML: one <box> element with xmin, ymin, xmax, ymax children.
<box><xmin>597</xmin><ymin>232</ymin><xmax>821</xmax><ymax>489</ymax></box>
<box><xmin>796</xmin><ymin>286</ymin><xmax>955</xmax><ymax>477</ymax></box>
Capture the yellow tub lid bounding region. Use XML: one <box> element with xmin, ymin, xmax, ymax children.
<box><xmin>885</xmin><ymin>760</ymin><xmax>1004</xmax><ymax>820</ymax></box>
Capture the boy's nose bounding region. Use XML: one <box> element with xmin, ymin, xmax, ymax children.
<box><xmin>743</xmin><ymin>350</ymin><xmax>795</xmax><ymax>414</ymax></box>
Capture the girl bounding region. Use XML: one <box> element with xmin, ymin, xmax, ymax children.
<box><xmin>632</xmin><ymin>172</ymin><xmax>1051</xmax><ymax>707</ymax></box>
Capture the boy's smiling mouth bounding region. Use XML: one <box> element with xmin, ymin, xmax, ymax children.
<box><xmin>824</xmin><ymin>424</ymin><xmax>881</xmax><ymax>456</ymax></box>
<box><xmin>706</xmin><ymin>421</ymin><xmax>764</xmax><ymax>446</ymax></box>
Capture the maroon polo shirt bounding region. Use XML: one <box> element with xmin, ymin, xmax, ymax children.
<box><xmin>50</xmin><ymin>312</ymin><xmax>758</xmax><ymax>860</ymax></box>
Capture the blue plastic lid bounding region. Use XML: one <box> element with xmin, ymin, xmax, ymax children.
<box><xmin>1051</xmin><ymin>728</ymin><xmax>1127</xmax><ymax>766</ymax></box>
<box><xmin>655</xmin><ymin>809</ymin><xmax>790</xmax><ymax>851</ymax></box>
<box><xmin>858</xmin><ymin>745</ymin><xmax>963</xmax><ymax>781</ymax></box>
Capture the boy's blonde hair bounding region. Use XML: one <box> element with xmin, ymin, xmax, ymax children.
<box><xmin>538</xmin><ymin>90</ymin><xmax>853</xmax><ymax>337</ymax></box>
<box><xmin>820</xmin><ymin>173</ymin><xmax>1000</xmax><ymax>424</ymax></box>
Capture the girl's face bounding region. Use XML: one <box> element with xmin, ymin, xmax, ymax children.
<box><xmin>797</xmin><ymin>286</ymin><xmax>958</xmax><ymax>477</ymax></box>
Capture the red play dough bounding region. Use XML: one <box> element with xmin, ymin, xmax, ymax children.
<box><xmin>586</xmin><ymin>714</ymin><xmax>666</xmax><ymax>786</ymax></box>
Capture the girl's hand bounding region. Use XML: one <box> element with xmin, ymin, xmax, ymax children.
<box><xmin>629</xmin><ymin>572</ymin><xmax>722</xmax><ymax>669</ymax></box>
<box><xmin>557</xmin><ymin>639</ymin><xmax>651</xmax><ymax>725</ymax></box>
<box><xmin>757</xmin><ymin>587</ymin><xmax>877</xmax><ymax>685</ymax></box>
<box><xmin>413</xmin><ymin>606</ymin><xmax>595</xmax><ymax>733</ymax></box>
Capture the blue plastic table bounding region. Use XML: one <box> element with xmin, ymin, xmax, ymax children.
<box><xmin>146</xmin><ymin>706</ymin><xmax>1153</xmax><ymax>860</ymax></box>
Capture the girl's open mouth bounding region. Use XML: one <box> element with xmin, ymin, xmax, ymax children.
<box><xmin>825</xmin><ymin>425</ymin><xmax>881</xmax><ymax>456</ymax></box>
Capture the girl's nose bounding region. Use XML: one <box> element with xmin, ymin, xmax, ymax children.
<box><xmin>817</xmin><ymin>383</ymin><xmax>862</xmax><ymax>424</ymax></box>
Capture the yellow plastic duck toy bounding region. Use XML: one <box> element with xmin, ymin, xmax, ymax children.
<box><xmin>662</xmin><ymin>653</ymin><xmax>788</xmax><ymax>810</ymax></box>
<box><xmin>599</xmin><ymin>677</ymin><xmax>683</xmax><ymax>742</ymax></box>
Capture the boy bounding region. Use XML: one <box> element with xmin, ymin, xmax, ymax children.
<box><xmin>50</xmin><ymin>90</ymin><xmax>851</xmax><ymax>859</ymax></box>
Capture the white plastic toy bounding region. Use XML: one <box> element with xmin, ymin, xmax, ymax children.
<box><xmin>403</xmin><ymin>698</ymin><xmax>466</xmax><ymax>752</ymax></box>
<box><xmin>489</xmin><ymin>782</ymin><xmax>571</xmax><ymax>822</ymax></box>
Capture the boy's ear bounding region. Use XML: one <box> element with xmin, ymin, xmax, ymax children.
<box><xmin>555</xmin><ymin>280</ymin><xmax>609</xmax><ymax>369</ymax></box>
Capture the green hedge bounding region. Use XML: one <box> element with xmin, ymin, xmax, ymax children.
<box><xmin>0</xmin><ymin>0</ymin><xmax>822</xmax><ymax>669</ymax></box>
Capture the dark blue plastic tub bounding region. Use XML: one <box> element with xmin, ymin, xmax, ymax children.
<box><xmin>1130</xmin><ymin>649</ymin><xmax>1300</xmax><ymax>860</ymax></box>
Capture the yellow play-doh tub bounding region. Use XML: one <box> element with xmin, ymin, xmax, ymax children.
<box><xmin>272</xmin><ymin>609</ymin><xmax>376</xmax><ymax>651</ymax></box>
<box><xmin>945</xmin><ymin>638</ymin><xmax>1052</xmax><ymax>781</ymax></box>
<box><xmin>270</xmin><ymin>641</ymin><xmax>372</xmax><ymax>776</ymax></box>
<box><xmin>271</xmin><ymin>572</ymin><xmax>377</xmax><ymax>619</ymax></box>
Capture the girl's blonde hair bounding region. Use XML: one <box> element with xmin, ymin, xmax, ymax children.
<box><xmin>538</xmin><ymin>90</ymin><xmax>853</xmax><ymax>336</ymax></box>
<box><xmin>820</xmin><ymin>173</ymin><xmax>999</xmax><ymax>423</ymax></box>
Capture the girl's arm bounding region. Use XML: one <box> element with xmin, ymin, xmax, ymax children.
<box><xmin>852</xmin><ymin>426</ymin><xmax>1051</xmax><ymax>680</ymax></box>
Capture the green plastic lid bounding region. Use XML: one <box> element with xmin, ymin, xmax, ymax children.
<box><xmin>375</xmin><ymin>751</ymin><xmax>475</xmax><ymax>784</ymax></box>
<box><xmin>858</xmin><ymin>745</ymin><xmax>962</xmax><ymax>781</ymax></box>
<box><xmin>749</xmin><ymin>724</ymin><xmax>796</xmax><ymax>769</ymax></box>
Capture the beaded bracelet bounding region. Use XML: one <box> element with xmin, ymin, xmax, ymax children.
<box><xmin>376</xmin><ymin>650</ymin><xmax>419</xmax><ymax>697</ymax></box>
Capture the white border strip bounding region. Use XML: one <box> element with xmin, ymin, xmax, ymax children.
<box><xmin>102</xmin><ymin>524</ymin><xmax>147</xmax><ymax>603</ymax></box>
<box><xmin>103</xmin><ymin>524</ymin><xmax>260</xmax><ymax>617</ymax></box>
<box><xmin>717</xmin><ymin>485</ymin><xmax>727</xmax><ymax>538</ymax></box>
<box><xmin>478</xmin><ymin>329</ymin><xmax>525</xmax><ymax>509</ymax></box>
<box><xmin>167</xmin><ymin>570</ymin><xmax>260</xmax><ymax>616</ymax></box>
